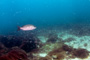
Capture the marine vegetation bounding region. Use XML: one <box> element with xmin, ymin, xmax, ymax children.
<box><xmin>0</xmin><ymin>35</ymin><xmax>90</xmax><ymax>60</ymax></box>
<box><xmin>0</xmin><ymin>47</ymin><xmax>28</xmax><ymax>60</ymax></box>
<box><xmin>72</xmin><ymin>48</ymin><xmax>89</xmax><ymax>59</ymax></box>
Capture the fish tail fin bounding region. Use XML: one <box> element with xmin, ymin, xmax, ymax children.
<box><xmin>17</xmin><ymin>26</ymin><xmax>20</xmax><ymax>31</ymax></box>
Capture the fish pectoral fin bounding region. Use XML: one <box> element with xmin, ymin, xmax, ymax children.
<box><xmin>17</xmin><ymin>26</ymin><xmax>20</xmax><ymax>31</ymax></box>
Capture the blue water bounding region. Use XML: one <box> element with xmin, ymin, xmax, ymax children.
<box><xmin>0</xmin><ymin>0</ymin><xmax>90</xmax><ymax>35</ymax></box>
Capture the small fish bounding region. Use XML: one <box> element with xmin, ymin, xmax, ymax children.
<box><xmin>17</xmin><ymin>24</ymin><xmax>36</xmax><ymax>31</ymax></box>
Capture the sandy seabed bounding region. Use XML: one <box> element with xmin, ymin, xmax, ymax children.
<box><xmin>29</xmin><ymin>29</ymin><xmax>90</xmax><ymax>60</ymax></box>
<box><xmin>0</xmin><ymin>28</ymin><xmax>90</xmax><ymax>60</ymax></box>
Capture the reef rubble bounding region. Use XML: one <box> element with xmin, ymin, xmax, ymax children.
<box><xmin>0</xmin><ymin>31</ymin><xmax>90</xmax><ymax>60</ymax></box>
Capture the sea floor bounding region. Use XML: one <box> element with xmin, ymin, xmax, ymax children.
<box><xmin>35</xmin><ymin>30</ymin><xmax>90</xmax><ymax>60</ymax></box>
<box><xmin>0</xmin><ymin>27</ymin><xmax>90</xmax><ymax>60</ymax></box>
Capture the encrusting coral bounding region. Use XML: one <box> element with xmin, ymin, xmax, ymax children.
<box><xmin>0</xmin><ymin>47</ymin><xmax>28</xmax><ymax>60</ymax></box>
<box><xmin>48</xmin><ymin>46</ymin><xmax>66</xmax><ymax>60</ymax></box>
<box><xmin>46</xmin><ymin>44</ymin><xmax>90</xmax><ymax>60</ymax></box>
<box><xmin>0</xmin><ymin>35</ymin><xmax>90</xmax><ymax>60</ymax></box>
<box><xmin>72</xmin><ymin>48</ymin><xmax>89</xmax><ymax>59</ymax></box>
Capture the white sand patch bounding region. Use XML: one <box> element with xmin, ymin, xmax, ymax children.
<box><xmin>39</xmin><ymin>53</ymin><xmax>47</xmax><ymax>57</ymax></box>
<box><xmin>58</xmin><ymin>32</ymin><xmax>78</xmax><ymax>40</ymax></box>
<box><xmin>37</xmin><ymin>30</ymin><xmax>90</xmax><ymax>60</ymax></box>
<box><xmin>57</xmin><ymin>32</ymin><xmax>90</xmax><ymax>51</ymax></box>
<box><xmin>37</xmin><ymin>36</ymin><xmax>48</xmax><ymax>43</ymax></box>
<box><xmin>37</xmin><ymin>31</ymin><xmax>90</xmax><ymax>51</ymax></box>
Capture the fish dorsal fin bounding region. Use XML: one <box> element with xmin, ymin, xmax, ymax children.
<box><xmin>23</xmin><ymin>24</ymin><xmax>33</xmax><ymax>27</ymax></box>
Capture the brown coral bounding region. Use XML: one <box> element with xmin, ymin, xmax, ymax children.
<box><xmin>62</xmin><ymin>44</ymin><xmax>73</xmax><ymax>53</ymax></box>
<box><xmin>72</xmin><ymin>48</ymin><xmax>89</xmax><ymax>59</ymax></box>
<box><xmin>0</xmin><ymin>47</ymin><xmax>28</xmax><ymax>60</ymax></box>
<box><xmin>48</xmin><ymin>47</ymin><xmax>66</xmax><ymax>60</ymax></box>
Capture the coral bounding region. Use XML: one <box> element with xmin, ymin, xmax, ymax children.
<box><xmin>40</xmin><ymin>42</ymin><xmax>63</xmax><ymax>53</ymax></box>
<box><xmin>0</xmin><ymin>43</ymin><xmax>5</xmax><ymax>50</ymax></box>
<box><xmin>61</xmin><ymin>44</ymin><xmax>73</xmax><ymax>53</ymax></box>
<box><xmin>0</xmin><ymin>35</ymin><xmax>38</xmax><ymax>52</ymax></box>
<box><xmin>48</xmin><ymin>48</ymin><xmax>63</xmax><ymax>56</ymax></box>
<box><xmin>72</xmin><ymin>48</ymin><xmax>89</xmax><ymax>59</ymax></box>
<box><xmin>20</xmin><ymin>40</ymin><xmax>37</xmax><ymax>52</ymax></box>
<box><xmin>61</xmin><ymin>45</ymin><xmax>89</xmax><ymax>59</ymax></box>
<box><xmin>19</xmin><ymin>35</ymin><xmax>40</xmax><ymax>52</ymax></box>
<box><xmin>48</xmin><ymin>46</ymin><xmax>66</xmax><ymax>60</ymax></box>
<box><xmin>0</xmin><ymin>43</ymin><xmax>8</xmax><ymax>56</ymax></box>
<box><xmin>0</xmin><ymin>47</ymin><xmax>28</xmax><ymax>60</ymax></box>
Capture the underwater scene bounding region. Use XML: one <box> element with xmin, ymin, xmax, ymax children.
<box><xmin>0</xmin><ymin>0</ymin><xmax>90</xmax><ymax>60</ymax></box>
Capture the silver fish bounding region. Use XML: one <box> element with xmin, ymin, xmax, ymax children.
<box><xmin>18</xmin><ymin>24</ymin><xmax>36</xmax><ymax>31</ymax></box>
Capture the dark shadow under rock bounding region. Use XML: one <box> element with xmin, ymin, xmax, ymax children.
<box><xmin>0</xmin><ymin>35</ymin><xmax>40</xmax><ymax>52</ymax></box>
<box><xmin>0</xmin><ymin>35</ymin><xmax>22</xmax><ymax>48</ymax></box>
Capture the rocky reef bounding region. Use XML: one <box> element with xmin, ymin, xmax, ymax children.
<box><xmin>0</xmin><ymin>32</ymin><xmax>90</xmax><ymax>60</ymax></box>
<box><xmin>0</xmin><ymin>47</ymin><xmax>28</xmax><ymax>60</ymax></box>
<box><xmin>0</xmin><ymin>35</ymin><xmax>40</xmax><ymax>60</ymax></box>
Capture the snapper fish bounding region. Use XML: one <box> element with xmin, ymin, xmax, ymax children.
<box><xmin>18</xmin><ymin>24</ymin><xmax>36</xmax><ymax>31</ymax></box>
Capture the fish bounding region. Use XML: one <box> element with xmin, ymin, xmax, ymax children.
<box><xmin>17</xmin><ymin>24</ymin><xmax>36</xmax><ymax>31</ymax></box>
